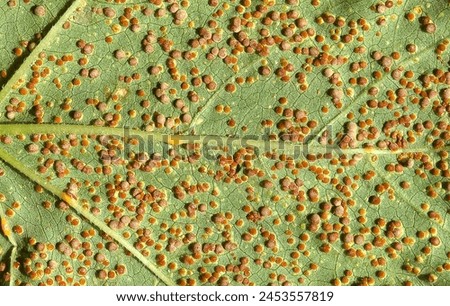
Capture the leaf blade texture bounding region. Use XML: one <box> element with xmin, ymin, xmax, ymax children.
<box><xmin>0</xmin><ymin>0</ymin><xmax>449</xmax><ymax>286</ymax></box>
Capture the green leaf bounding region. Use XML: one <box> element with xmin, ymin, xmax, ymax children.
<box><xmin>0</xmin><ymin>1</ymin><xmax>72</xmax><ymax>88</ymax></box>
<box><xmin>0</xmin><ymin>0</ymin><xmax>449</xmax><ymax>286</ymax></box>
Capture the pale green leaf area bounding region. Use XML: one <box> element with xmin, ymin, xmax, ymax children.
<box><xmin>0</xmin><ymin>0</ymin><xmax>449</xmax><ymax>286</ymax></box>
<box><xmin>0</xmin><ymin>1</ymin><xmax>71</xmax><ymax>88</ymax></box>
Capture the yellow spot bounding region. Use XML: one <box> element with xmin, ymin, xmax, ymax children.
<box><xmin>111</xmin><ymin>24</ymin><xmax>122</xmax><ymax>33</ymax></box>
<box><xmin>61</xmin><ymin>192</ymin><xmax>76</xmax><ymax>205</ymax></box>
<box><xmin>346</xmin><ymin>88</ymin><xmax>354</xmax><ymax>97</ymax></box>
<box><xmin>114</xmin><ymin>88</ymin><xmax>128</xmax><ymax>99</ymax></box>
<box><xmin>165</xmin><ymin>138</ymin><xmax>179</xmax><ymax>146</ymax></box>
<box><xmin>413</xmin><ymin>6</ymin><xmax>422</xmax><ymax>14</ymax></box>
<box><xmin>1</xmin><ymin>217</ymin><xmax>11</xmax><ymax>237</ymax></box>
<box><xmin>12</xmin><ymin>78</ymin><xmax>25</xmax><ymax>90</ymax></box>
<box><xmin>165</xmin><ymin>135</ymin><xmax>191</xmax><ymax>146</ymax></box>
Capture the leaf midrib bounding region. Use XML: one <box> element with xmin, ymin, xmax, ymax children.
<box><xmin>1</xmin><ymin>123</ymin><xmax>447</xmax><ymax>155</ymax></box>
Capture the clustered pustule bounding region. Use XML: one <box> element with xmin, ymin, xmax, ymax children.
<box><xmin>0</xmin><ymin>0</ymin><xmax>449</xmax><ymax>287</ymax></box>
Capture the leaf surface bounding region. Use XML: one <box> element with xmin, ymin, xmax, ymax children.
<box><xmin>0</xmin><ymin>0</ymin><xmax>449</xmax><ymax>286</ymax></box>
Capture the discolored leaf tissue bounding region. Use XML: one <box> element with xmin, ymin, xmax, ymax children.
<box><xmin>0</xmin><ymin>0</ymin><xmax>449</xmax><ymax>286</ymax></box>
